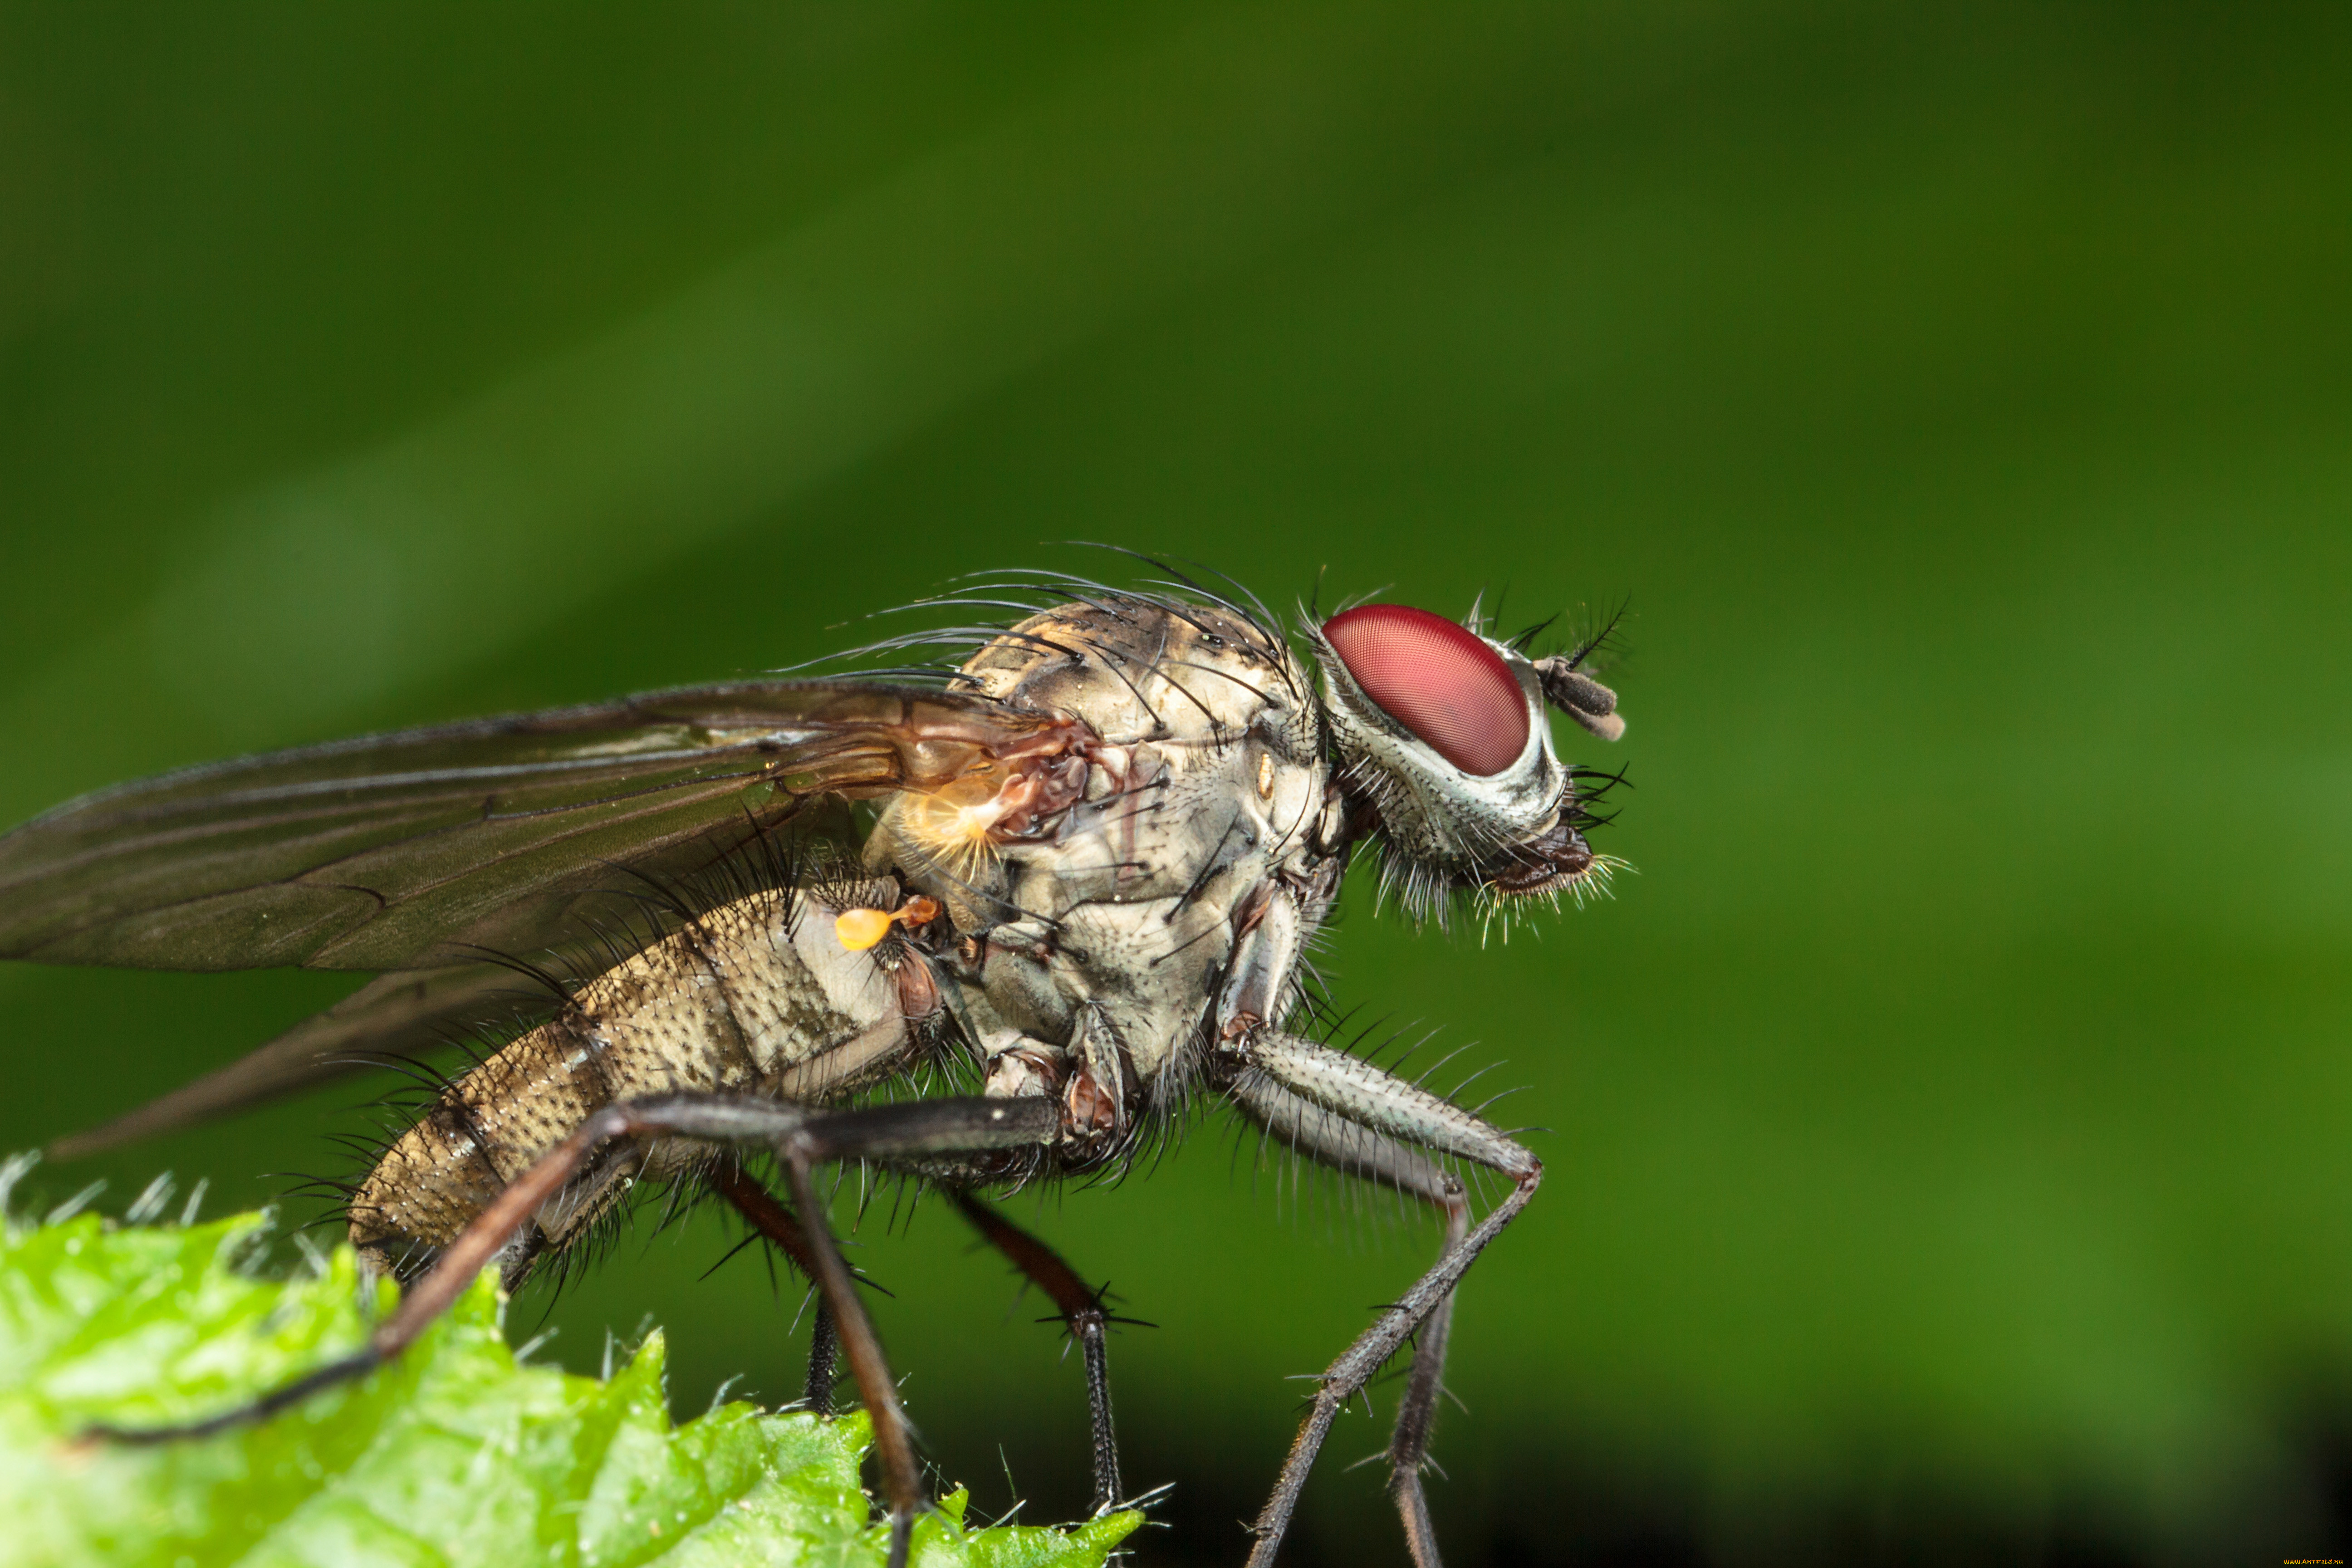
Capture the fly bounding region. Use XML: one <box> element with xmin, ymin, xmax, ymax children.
<box><xmin>0</xmin><ymin>560</ymin><xmax>1627</xmax><ymax>1568</ymax></box>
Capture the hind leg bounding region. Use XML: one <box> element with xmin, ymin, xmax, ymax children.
<box><xmin>95</xmin><ymin>1092</ymin><xmax>1060</xmax><ymax>1568</ymax></box>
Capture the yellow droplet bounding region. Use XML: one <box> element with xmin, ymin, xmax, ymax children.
<box><xmin>834</xmin><ymin>908</ymin><xmax>892</xmax><ymax>951</ymax></box>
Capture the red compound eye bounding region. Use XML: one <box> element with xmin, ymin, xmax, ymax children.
<box><xmin>1323</xmin><ymin>604</ymin><xmax>1529</xmax><ymax>776</ymax></box>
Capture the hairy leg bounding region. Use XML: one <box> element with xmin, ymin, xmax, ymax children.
<box><xmin>1222</xmin><ymin>1033</ymin><xmax>1541</xmax><ymax>1568</ymax></box>
<box><xmin>95</xmin><ymin>1092</ymin><xmax>1058</xmax><ymax>1568</ymax></box>
<box><xmin>706</xmin><ymin>1162</ymin><xmax>840</xmax><ymax>1414</ymax></box>
<box><xmin>1231</xmin><ymin>1076</ymin><xmax>1471</xmax><ymax>1567</ymax></box>
<box><xmin>951</xmin><ymin>1190</ymin><xmax>1128</xmax><ymax>1514</ymax></box>
<box><xmin>772</xmin><ymin>1098</ymin><xmax>1057</xmax><ymax>1566</ymax></box>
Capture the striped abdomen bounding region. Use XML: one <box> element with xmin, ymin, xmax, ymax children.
<box><xmin>348</xmin><ymin>876</ymin><xmax>937</xmax><ymax>1280</ymax></box>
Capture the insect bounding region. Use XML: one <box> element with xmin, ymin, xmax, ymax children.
<box><xmin>0</xmin><ymin>561</ymin><xmax>1627</xmax><ymax>1567</ymax></box>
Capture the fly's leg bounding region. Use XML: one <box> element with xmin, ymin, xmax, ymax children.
<box><xmin>1388</xmin><ymin>1268</ymin><xmax>1460</xmax><ymax>1568</ymax></box>
<box><xmin>1220</xmin><ymin>1032</ymin><xmax>1541</xmax><ymax>1568</ymax></box>
<box><xmin>706</xmin><ymin>1163</ymin><xmax>840</xmax><ymax>1415</ymax></box>
<box><xmin>802</xmin><ymin>1303</ymin><xmax>841</xmax><ymax>1415</ymax></box>
<box><xmin>772</xmin><ymin>1098</ymin><xmax>1063</xmax><ymax>1567</ymax></box>
<box><xmin>1233</xmin><ymin>1074</ymin><xmax>1472</xmax><ymax>1567</ymax></box>
<box><xmin>950</xmin><ymin>1190</ymin><xmax>1128</xmax><ymax>1514</ymax></box>
<box><xmin>91</xmin><ymin>1092</ymin><xmax>1057</xmax><ymax>1568</ymax></box>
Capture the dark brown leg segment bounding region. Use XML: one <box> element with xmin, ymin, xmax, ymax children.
<box><xmin>774</xmin><ymin>1098</ymin><xmax>1058</xmax><ymax>1568</ymax></box>
<box><xmin>802</xmin><ymin>1302</ymin><xmax>842</xmax><ymax>1416</ymax></box>
<box><xmin>706</xmin><ymin>1162</ymin><xmax>840</xmax><ymax>1415</ymax></box>
<box><xmin>92</xmin><ymin>1092</ymin><xmax>1058</xmax><ymax>1568</ymax></box>
<box><xmin>950</xmin><ymin>1191</ymin><xmax>1127</xmax><ymax>1514</ymax></box>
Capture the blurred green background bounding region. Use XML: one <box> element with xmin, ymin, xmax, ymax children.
<box><xmin>3</xmin><ymin>2</ymin><xmax>2348</xmax><ymax>1561</ymax></box>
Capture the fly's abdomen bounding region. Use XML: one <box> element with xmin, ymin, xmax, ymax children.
<box><xmin>348</xmin><ymin>877</ymin><xmax>926</xmax><ymax>1279</ymax></box>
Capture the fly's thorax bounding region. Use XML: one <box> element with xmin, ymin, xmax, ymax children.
<box><xmin>988</xmin><ymin>677</ymin><xmax>1330</xmax><ymax>1084</ymax></box>
<box><xmin>956</xmin><ymin>598</ymin><xmax>1328</xmax><ymax>912</ymax></box>
<box><xmin>1041</xmin><ymin>888</ymin><xmax>1261</xmax><ymax>1084</ymax></box>
<box><xmin>876</xmin><ymin>598</ymin><xmax>1336</xmax><ymax>1097</ymax></box>
<box><xmin>957</xmin><ymin>599</ymin><xmax>1311</xmax><ymax>745</ymax></box>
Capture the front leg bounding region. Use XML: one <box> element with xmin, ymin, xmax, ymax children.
<box><xmin>1220</xmin><ymin>1032</ymin><xmax>1541</xmax><ymax>1568</ymax></box>
<box><xmin>1231</xmin><ymin>1075</ymin><xmax>1470</xmax><ymax>1567</ymax></box>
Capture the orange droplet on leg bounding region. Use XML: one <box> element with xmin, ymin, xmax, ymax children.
<box><xmin>835</xmin><ymin>908</ymin><xmax>894</xmax><ymax>950</ymax></box>
<box><xmin>835</xmin><ymin>897</ymin><xmax>942</xmax><ymax>952</ymax></box>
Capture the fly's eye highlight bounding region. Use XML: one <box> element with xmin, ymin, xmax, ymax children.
<box><xmin>1323</xmin><ymin>603</ymin><xmax>1529</xmax><ymax>776</ymax></box>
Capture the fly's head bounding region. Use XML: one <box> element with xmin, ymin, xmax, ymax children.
<box><xmin>1308</xmin><ymin>602</ymin><xmax>1627</xmax><ymax>924</ymax></box>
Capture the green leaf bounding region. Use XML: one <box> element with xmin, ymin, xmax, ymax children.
<box><xmin>0</xmin><ymin>1207</ymin><xmax>1140</xmax><ymax>1568</ymax></box>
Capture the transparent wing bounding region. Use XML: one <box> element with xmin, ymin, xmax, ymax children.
<box><xmin>0</xmin><ymin>680</ymin><xmax>1070</xmax><ymax>974</ymax></box>
<box><xmin>44</xmin><ymin>962</ymin><xmax>539</xmax><ymax>1158</ymax></box>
